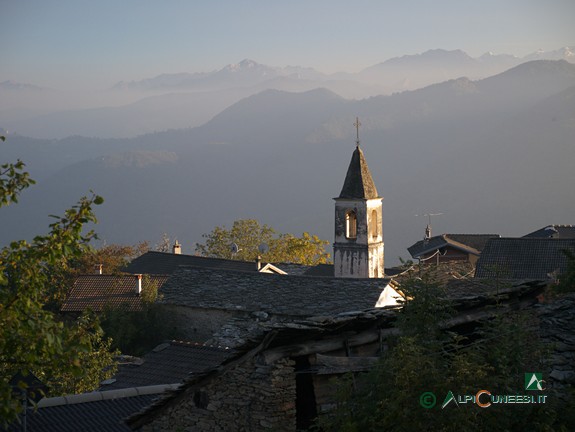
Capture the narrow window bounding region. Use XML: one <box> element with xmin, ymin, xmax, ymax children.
<box><xmin>371</xmin><ymin>210</ymin><xmax>378</xmax><ymax>239</ymax></box>
<box><xmin>346</xmin><ymin>211</ymin><xmax>357</xmax><ymax>239</ymax></box>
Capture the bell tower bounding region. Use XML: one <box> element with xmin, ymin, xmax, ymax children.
<box><xmin>333</xmin><ymin>118</ymin><xmax>384</xmax><ymax>278</ymax></box>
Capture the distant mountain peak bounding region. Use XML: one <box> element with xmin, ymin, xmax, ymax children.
<box><xmin>223</xmin><ymin>59</ymin><xmax>271</xmax><ymax>72</ymax></box>
<box><xmin>0</xmin><ymin>80</ymin><xmax>44</xmax><ymax>91</ymax></box>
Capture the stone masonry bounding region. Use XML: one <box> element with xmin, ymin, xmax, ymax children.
<box><xmin>140</xmin><ymin>357</ymin><xmax>296</xmax><ymax>432</ymax></box>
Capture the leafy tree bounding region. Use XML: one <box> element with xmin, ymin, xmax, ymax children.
<box><xmin>195</xmin><ymin>219</ymin><xmax>330</xmax><ymax>265</ymax></box>
<box><xmin>0</xmin><ymin>143</ymin><xmax>116</xmax><ymax>424</ymax></box>
<box><xmin>556</xmin><ymin>248</ymin><xmax>575</xmax><ymax>293</ymax></box>
<box><xmin>71</xmin><ymin>241</ymin><xmax>150</xmax><ymax>275</ymax></box>
<box><xmin>100</xmin><ymin>276</ymin><xmax>182</xmax><ymax>356</ymax></box>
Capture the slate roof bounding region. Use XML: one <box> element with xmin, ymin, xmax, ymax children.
<box><xmin>475</xmin><ymin>238</ymin><xmax>575</xmax><ymax>280</ymax></box>
<box><xmin>158</xmin><ymin>266</ymin><xmax>394</xmax><ymax>317</ymax></box>
<box><xmin>61</xmin><ymin>274</ymin><xmax>169</xmax><ymax>312</ymax></box>
<box><xmin>338</xmin><ymin>146</ymin><xmax>379</xmax><ymax>199</ymax></box>
<box><xmin>123</xmin><ymin>251</ymin><xmax>262</xmax><ymax>274</ymax></box>
<box><xmin>302</xmin><ymin>263</ymin><xmax>335</xmax><ymax>277</ymax></box>
<box><xmin>101</xmin><ymin>341</ymin><xmax>233</xmax><ymax>390</ymax></box>
<box><xmin>6</xmin><ymin>388</ymin><xmax>170</xmax><ymax>432</ymax></box>
<box><xmin>127</xmin><ymin>280</ymin><xmax>548</xmax><ymax>430</ymax></box>
<box><xmin>408</xmin><ymin>234</ymin><xmax>499</xmax><ymax>259</ymax></box>
<box><xmin>523</xmin><ymin>225</ymin><xmax>575</xmax><ymax>239</ymax></box>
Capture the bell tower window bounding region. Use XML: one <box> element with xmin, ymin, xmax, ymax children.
<box><xmin>370</xmin><ymin>209</ymin><xmax>378</xmax><ymax>239</ymax></box>
<box><xmin>346</xmin><ymin>211</ymin><xmax>357</xmax><ymax>239</ymax></box>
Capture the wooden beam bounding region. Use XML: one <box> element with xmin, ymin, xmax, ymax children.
<box><xmin>260</xmin><ymin>327</ymin><xmax>399</xmax><ymax>365</ymax></box>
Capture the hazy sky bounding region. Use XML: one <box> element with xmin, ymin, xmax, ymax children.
<box><xmin>1</xmin><ymin>0</ymin><xmax>574</xmax><ymax>90</ymax></box>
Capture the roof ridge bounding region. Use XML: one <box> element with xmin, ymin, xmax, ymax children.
<box><xmin>173</xmin><ymin>264</ymin><xmax>392</xmax><ymax>283</ymax></box>
<box><xmin>36</xmin><ymin>384</ymin><xmax>181</xmax><ymax>408</ymax></box>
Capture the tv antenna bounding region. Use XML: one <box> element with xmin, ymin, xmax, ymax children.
<box><xmin>415</xmin><ymin>212</ymin><xmax>443</xmax><ymax>239</ymax></box>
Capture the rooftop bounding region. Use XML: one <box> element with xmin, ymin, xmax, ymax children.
<box><xmin>338</xmin><ymin>146</ymin><xmax>379</xmax><ymax>200</ymax></box>
<box><xmin>475</xmin><ymin>238</ymin><xmax>575</xmax><ymax>280</ymax></box>
<box><xmin>158</xmin><ymin>266</ymin><xmax>395</xmax><ymax>317</ymax></box>
<box><xmin>123</xmin><ymin>251</ymin><xmax>263</xmax><ymax>275</ymax></box>
<box><xmin>101</xmin><ymin>341</ymin><xmax>233</xmax><ymax>390</ymax></box>
<box><xmin>61</xmin><ymin>274</ymin><xmax>169</xmax><ymax>312</ymax></box>
<box><xmin>408</xmin><ymin>234</ymin><xmax>499</xmax><ymax>259</ymax></box>
<box><xmin>523</xmin><ymin>224</ymin><xmax>575</xmax><ymax>239</ymax></box>
<box><xmin>6</xmin><ymin>385</ymin><xmax>176</xmax><ymax>432</ymax></box>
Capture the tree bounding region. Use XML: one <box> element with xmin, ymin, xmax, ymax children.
<box><xmin>100</xmin><ymin>275</ymin><xmax>182</xmax><ymax>356</ymax></box>
<box><xmin>557</xmin><ymin>248</ymin><xmax>575</xmax><ymax>293</ymax></box>
<box><xmin>71</xmin><ymin>241</ymin><xmax>150</xmax><ymax>275</ymax></box>
<box><xmin>0</xmin><ymin>143</ymin><xmax>115</xmax><ymax>424</ymax></box>
<box><xmin>195</xmin><ymin>219</ymin><xmax>330</xmax><ymax>265</ymax></box>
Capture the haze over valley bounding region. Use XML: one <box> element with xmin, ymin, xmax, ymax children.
<box><xmin>2</xmin><ymin>54</ymin><xmax>574</xmax><ymax>265</ymax></box>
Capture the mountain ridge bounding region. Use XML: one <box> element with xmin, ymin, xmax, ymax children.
<box><xmin>2</xmin><ymin>60</ymin><xmax>574</xmax><ymax>265</ymax></box>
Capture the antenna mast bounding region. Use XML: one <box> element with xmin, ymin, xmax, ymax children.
<box><xmin>415</xmin><ymin>212</ymin><xmax>443</xmax><ymax>240</ymax></box>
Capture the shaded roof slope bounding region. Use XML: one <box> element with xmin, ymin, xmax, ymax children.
<box><xmin>61</xmin><ymin>274</ymin><xmax>169</xmax><ymax>312</ymax></box>
<box><xmin>338</xmin><ymin>146</ymin><xmax>379</xmax><ymax>199</ymax></box>
<box><xmin>6</xmin><ymin>392</ymin><xmax>161</xmax><ymax>432</ymax></box>
<box><xmin>408</xmin><ymin>234</ymin><xmax>499</xmax><ymax>259</ymax></box>
<box><xmin>158</xmin><ymin>266</ymin><xmax>394</xmax><ymax>316</ymax></box>
<box><xmin>475</xmin><ymin>238</ymin><xmax>575</xmax><ymax>279</ymax></box>
<box><xmin>523</xmin><ymin>225</ymin><xmax>575</xmax><ymax>239</ymax></box>
<box><xmin>123</xmin><ymin>251</ymin><xmax>262</xmax><ymax>274</ymax></box>
<box><xmin>102</xmin><ymin>341</ymin><xmax>233</xmax><ymax>390</ymax></box>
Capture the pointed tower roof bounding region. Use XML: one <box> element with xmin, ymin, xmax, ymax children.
<box><xmin>338</xmin><ymin>145</ymin><xmax>379</xmax><ymax>199</ymax></box>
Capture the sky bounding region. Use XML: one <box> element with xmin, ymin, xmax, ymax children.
<box><xmin>1</xmin><ymin>0</ymin><xmax>574</xmax><ymax>90</ymax></box>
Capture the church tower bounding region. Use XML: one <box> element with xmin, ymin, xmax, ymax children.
<box><xmin>334</xmin><ymin>118</ymin><xmax>384</xmax><ymax>278</ymax></box>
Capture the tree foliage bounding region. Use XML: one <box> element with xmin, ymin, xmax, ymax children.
<box><xmin>557</xmin><ymin>248</ymin><xmax>575</xmax><ymax>293</ymax></box>
<box><xmin>100</xmin><ymin>303</ymin><xmax>182</xmax><ymax>357</ymax></box>
<box><xmin>195</xmin><ymin>219</ymin><xmax>330</xmax><ymax>265</ymax></box>
<box><xmin>71</xmin><ymin>241</ymin><xmax>150</xmax><ymax>275</ymax></box>
<box><xmin>0</xmin><ymin>144</ymin><xmax>116</xmax><ymax>424</ymax></box>
<box><xmin>316</xmin><ymin>274</ymin><xmax>566</xmax><ymax>431</ymax></box>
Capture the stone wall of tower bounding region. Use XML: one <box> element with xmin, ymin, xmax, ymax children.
<box><xmin>334</xmin><ymin>198</ymin><xmax>384</xmax><ymax>278</ymax></box>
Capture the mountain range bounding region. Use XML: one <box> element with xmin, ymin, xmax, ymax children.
<box><xmin>1</xmin><ymin>47</ymin><xmax>574</xmax><ymax>139</ymax></box>
<box><xmin>1</xmin><ymin>59</ymin><xmax>574</xmax><ymax>265</ymax></box>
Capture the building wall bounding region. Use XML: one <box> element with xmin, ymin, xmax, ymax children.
<box><xmin>141</xmin><ymin>357</ymin><xmax>296</xmax><ymax>432</ymax></box>
<box><xmin>334</xmin><ymin>198</ymin><xmax>384</xmax><ymax>278</ymax></box>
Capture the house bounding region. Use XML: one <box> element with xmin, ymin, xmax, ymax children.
<box><xmin>125</xmin><ymin>281</ymin><xmax>553</xmax><ymax>432</ymax></box>
<box><xmin>156</xmin><ymin>265</ymin><xmax>403</xmax><ymax>346</ymax></box>
<box><xmin>61</xmin><ymin>274</ymin><xmax>169</xmax><ymax>313</ymax></box>
<box><xmin>475</xmin><ymin>237</ymin><xmax>575</xmax><ymax>280</ymax></box>
<box><xmin>407</xmin><ymin>233</ymin><xmax>500</xmax><ymax>265</ymax></box>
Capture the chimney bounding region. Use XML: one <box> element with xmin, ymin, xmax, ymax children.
<box><xmin>255</xmin><ymin>255</ymin><xmax>262</xmax><ymax>271</ymax></box>
<box><xmin>95</xmin><ymin>264</ymin><xmax>103</xmax><ymax>275</ymax></box>
<box><xmin>425</xmin><ymin>224</ymin><xmax>432</xmax><ymax>241</ymax></box>
<box><xmin>136</xmin><ymin>274</ymin><xmax>143</xmax><ymax>295</ymax></box>
<box><xmin>172</xmin><ymin>240</ymin><xmax>181</xmax><ymax>255</ymax></box>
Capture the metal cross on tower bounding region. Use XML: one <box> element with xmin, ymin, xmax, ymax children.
<box><xmin>354</xmin><ymin>117</ymin><xmax>361</xmax><ymax>147</ymax></box>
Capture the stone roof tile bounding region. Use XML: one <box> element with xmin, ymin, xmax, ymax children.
<box><xmin>159</xmin><ymin>266</ymin><xmax>393</xmax><ymax>316</ymax></box>
<box><xmin>338</xmin><ymin>146</ymin><xmax>379</xmax><ymax>199</ymax></box>
<box><xmin>124</xmin><ymin>251</ymin><xmax>261</xmax><ymax>275</ymax></box>
<box><xmin>102</xmin><ymin>341</ymin><xmax>233</xmax><ymax>390</ymax></box>
<box><xmin>61</xmin><ymin>274</ymin><xmax>169</xmax><ymax>312</ymax></box>
<box><xmin>475</xmin><ymin>238</ymin><xmax>575</xmax><ymax>279</ymax></box>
